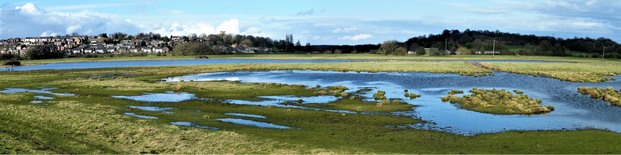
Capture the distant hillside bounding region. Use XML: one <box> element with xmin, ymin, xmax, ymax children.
<box><xmin>401</xmin><ymin>29</ymin><xmax>619</xmax><ymax>57</ymax></box>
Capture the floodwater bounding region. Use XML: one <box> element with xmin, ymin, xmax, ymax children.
<box><xmin>0</xmin><ymin>59</ymin><xmax>561</xmax><ymax>72</ymax></box>
<box><xmin>170</xmin><ymin>121</ymin><xmax>219</xmax><ymax>130</ymax></box>
<box><xmin>124</xmin><ymin>112</ymin><xmax>158</xmax><ymax>119</ymax></box>
<box><xmin>129</xmin><ymin>106</ymin><xmax>173</xmax><ymax>112</ymax></box>
<box><xmin>216</xmin><ymin>118</ymin><xmax>294</xmax><ymax>129</ymax></box>
<box><xmin>113</xmin><ymin>91</ymin><xmax>195</xmax><ymax>102</ymax></box>
<box><xmin>0</xmin><ymin>87</ymin><xmax>75</xmax><ymax>96</ymax></box>
<box><xmin>224</xmin><ymin>113</ymin><xmax>267</xmax><ymax>119</ymax></box>
<box><xmin>0</xmin><ymin>59</ymin><xmax>352</xmax><ymax>71</ymax></box>
<box><xmin>165</xmin><ymin>70</ymin><xmax>621</xmax><ymax>135</ymax></box>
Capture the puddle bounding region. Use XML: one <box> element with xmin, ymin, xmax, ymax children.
<box><xmin>0</xmin><ymin>88</ymin><xmax>75</xmax><ymax>96</ymax></box>
<box><xmin>113</xmin><ymin>91</ymin><xmax>195</xmax><ymax>102</ymax></box>
<box><xmin>129</xmin><ymin>106</ymin><xmax>173</xmax><ymax>112</ymax></box>
<box><xmin>170</xmin><ymin>121</ymin><xmax>219</xmax><ymax>130</ymax></box>
<box><xmin>224</xmin><ymin>112</ymin><xmax>267</xmax><ymax>119</ymax></box>
<box><xmin>124</xmin><ymin>112</ymin><xmax>158</xmax><ymax>119</ymax></box>
<box><xmin>30</xmin><ymin>100</ymin><xmax>43</xmax><ymax>104</ymax></box>
<box><xmin>167</xmin><ymin>70</ymin><xmax>621</xmax><ymax>135</ymax></box>
<box><xmin>259</xmin><ymin>95</ymin><xmax>340</xmax><ymax>104</ymax></box>
<box><xmin>34</xmin><ymin>96</ymin><xmax>55</xmax><ymax>100</ymax></box>
<box><xmin>217</xmin><ymin>118</ymin><xmax>294</xmax><ymax>129</ymax></box>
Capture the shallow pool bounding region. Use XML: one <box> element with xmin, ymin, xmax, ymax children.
<box><xmin>166</xmin><ymin>70</ymin><xmax>621</xmax><ymax>135</ymax></box>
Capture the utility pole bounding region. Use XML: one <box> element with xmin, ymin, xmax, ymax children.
<box><xmin>445</xmin><ymin>39</ymin><xmax>448</xmax><ymax>53</ymax></box>
<box><xmin>492</xmin><ymin>39</ymin><xmax>496</xmax><ymax>58</ymax></box>
<box><xmin>603</xmin><ymin>46</ymin><xmax>606</xmax><ymax>60</ymax></box>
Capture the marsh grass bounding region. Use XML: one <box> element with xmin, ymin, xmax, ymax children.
<box><xmin>304</xmin><ymin>98</ymin><xmax>413</xmax><ymax>112</ymax></box>
<box><xmin>441</xmin><ymin>88</ymin><xmax>553</xmax><ymax>114</ymax></box>
<box><xmin>1</xmin><ymin>60</ymin><xmax>621</xmax><ymax>154</ymax></box>
<box><xmin>479</xmin><ymin>62</ymin><xmax>621</xmax><ymax>82</ymax></box>
<box><xmin>577</xmin><ymin>86</ymin><xmax>621</xmax><ymax>106</ymax></box>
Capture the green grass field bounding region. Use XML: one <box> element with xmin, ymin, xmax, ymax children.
<box><xmin>1</xmin><ymin>55</ymin><xmax>621</xmax><ymax>154</ymax></box>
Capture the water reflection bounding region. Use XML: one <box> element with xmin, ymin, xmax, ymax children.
<box><xmin>224</xmin><ymin>113</ymin><xmax>267</xmax><ymax>119</ymax></box>
<box><xmin>113</xmin><ymin>91</ymin><xmax>195</xmax><ymax>102</ymax></box>
<box><xmin>124</xmin><ymin>112</ymin><xmax>158</xmax><ymax>119</ymax></box>
<box><xmin>170</xmin><ymin>121</ymin><xmax>219</xmax><ymax>130</ymax></box>
<box><xmin>217</xmin><ymin>118</ymin><xmax>294</xmax><ymax>129</ymax></box>
<box><xmin>167</xmin><ymin>70</ymin><xmax>621</xmax><ymax>135</ymax></box>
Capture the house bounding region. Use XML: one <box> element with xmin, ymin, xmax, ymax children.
<box><xmin>141</xmin><ymin>47</ymin><xmax>152</xmax><ymax>53</ymax></box>
<box><xmin>71</xmin><ymin>48</ymin><xmax>82</xmax><ymax>54</ymax></box>
<box><xmin>95</xmin><ymin>48</ymin><xmax>106</xmax><ymax>54</ymax></box>
<box><xmin>153</xmin><ymin>47</ymin><xmax>164</xmax><ymax>53</ymax></box>
<box><xmin>484</xmin><ymin>51</ymin><xmax>499</xmax><ymax>54</ymax></box>
<box><xmin>129</xmin><ymin>48</ymin><xmax>139</xmax><ymax>53</ymax></box>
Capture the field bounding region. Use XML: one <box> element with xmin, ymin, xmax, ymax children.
<box><xmin>1</xmin><ymin>55</ymin><xmax>621</xmax><ymax>154</ymax></box>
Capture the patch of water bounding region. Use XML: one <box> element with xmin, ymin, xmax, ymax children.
<box><xmin>170</xmin><ymin>121</ymin><xmax>219</xmax><ymax>130</ymax></box>
<box><xmin>1</xmin><ymin>59</ymin><xmax>354</xmax><ymax>72</ymax></box>
<box><xmin>224</xmin><ymin>112</ymin><xmax>267</xmax><ymax>119</ymax></box>
<box><xmin>113</xmin><ymin>91</ymin><xmax>195</xmax><ymax>102</ymax></box>
<box><xmin>259</xmin><ymin>95</ymin><xmax>340</xmax><ymax>104</ymax></box>
<box><xmin>124</xmin><ymin>112</ymin><xmax>158</xmax><ymax>119</ymax></box>
<box><xmin>0</xmin><ymin>88</ymin><xmax>75</xmax><ymax>96</ymax></box>
<box><xmin>30</xmin><ymin>100</ymin><xmax>43</xmax><ymax>104</ymax></box>
<box><xmin>216</xmin><ymin>118</ymin><xmax>294</xmax><ymax>129</ymax></box>
<box><xmin>129</xmin><ymin>106</ymin><xmax>173</xmax><ymax>112</ymax></box>
<box><xmin>34</xmin><ymin>96</ymin><xmax>55</xmax><ymax>100</ymax></box>
<box><xmin>167</xmin><ymin>70</ymin><xmax>621</xmax><ymax>135</ymax></box>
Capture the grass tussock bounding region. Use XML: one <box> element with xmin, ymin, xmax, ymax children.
<box><xmin>577</xmin><ymin>86</ymin><xmax>621</xmax><ymax>106</ymax></box>
<box><xmin>441</xmin><ymin>88</ymin><xmax>554</xmax><ymax>114</ymax></box>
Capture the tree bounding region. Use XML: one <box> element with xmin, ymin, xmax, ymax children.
<box><xmin>394</xmin><ymin>47</ymin><xmax>407</xmax><ymax>56</ymax></box>
<box><xmin>380</xmin><ymin>40</ymin><xmax>399</xmax><ymax>55</ymax></box>
<box><xmin>173</xmin><ymin>42</ymin><xmax>215</xmax><ymax>56</ymax></box>
<box><xmin>25</xmin><ymin>44</ymin><xmax>64</xmax><ymax>60</ymax></box>
<box><xmin>241</xmin><ymin>39</ymin><xmax>253</xmax><ymax>48</ymax></box>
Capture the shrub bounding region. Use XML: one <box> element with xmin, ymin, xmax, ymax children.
<box><xmin>2</xmin><ymin>60</ymin><xmax>21</xmax><ymax>66</ymax></box>
<box><xmin>373</xmin><ymin>90</ymin><xmax>386</xmax><ymax>100</ymax></box>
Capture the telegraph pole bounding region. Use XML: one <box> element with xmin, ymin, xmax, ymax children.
<box><xmin>445</xmin><ymin>39</ymin><xmax>448</xmax><ymax>53</ymax></box>
<box><xmin>492</xmin><ymin>39</ymin><xmax>496</xmax><ymax>58</ymax></box>
<box><xmin>603</xmin><ymin>46</ymin><xmax>606</xmax><ymax>60</ymax></box>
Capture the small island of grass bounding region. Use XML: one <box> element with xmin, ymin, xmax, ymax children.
<box><xmin>441</xmin><ymin>88</ymin><xmax>554</xmax><ymax>114</ymax></box>
<box><xmin>577</xmin><ymin>86</ymin><xmax>621</xmax><ymax>106</ymax></box>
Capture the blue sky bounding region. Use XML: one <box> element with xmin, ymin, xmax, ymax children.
<box><xmin>1</xmin><ymin>0</ymin><xmax>620</xmax><ymax>44</ymax></box>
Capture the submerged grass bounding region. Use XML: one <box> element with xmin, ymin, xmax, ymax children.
<box><xmin>441</xmin><ymin>88</ymin><xmax>554</xmax><ymax>114</ymax></box>
<box><xmin>577</xmin><ymin>86</ymin><xmax>621</xmax><ymax>106</ymax></box>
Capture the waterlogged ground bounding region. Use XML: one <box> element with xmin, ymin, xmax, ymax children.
<box><xmin>165</xmin><ymin>70</ymin><xmax>621</xmax><ymax>135</ymax></box>
<box><xmin>1</xmin><ymin>60</ymin><xmax>620</xmax><ymax>154</ymax></box>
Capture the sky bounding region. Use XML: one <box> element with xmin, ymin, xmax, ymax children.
<box><xmin>0</xmin><ymin>0</ymin><xmax>619</xmax><ymax>45</ymax></box>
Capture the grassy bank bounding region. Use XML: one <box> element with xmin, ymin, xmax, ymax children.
<box><xmin>479</xmin><ymin>61</ymin><xmax>621</xmax><ymax>82</ymax></box>
<box><xmin>1</xmin><ymin>62</ymin><xmax>620</xmax><ymax>154</ymax></box>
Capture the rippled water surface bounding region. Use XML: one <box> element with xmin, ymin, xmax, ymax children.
<box><xmin>165</xmin><ymin>70</ymin><xmax>621</xmax><ymax>135</ymax></box>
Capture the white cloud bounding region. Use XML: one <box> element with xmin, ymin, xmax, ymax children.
<box><xmin>332</xmin><ymin>26</ymin><xmax>360</xmax><ymax>33</ymax></box>
<box><xmin>47</xmin><ymin>3</ymin><xmax>134</xmax><ymax>11</ymax></box>
<box><xmin>150</xmin><ymin>19</ymin><xmax>241</xmax><ymax>36</ymax></box>
<box><xmin>216</xmin><ymin>19</ymin><xmax>240</xmax><ymax>34</ymax></box>
<box><xmin>0</xmin><ymin>3</ymin><xmax>141</xmax><ymax>38</ymax></box>
<box><xmin>339</xmin><ymin>34</ymin><xmax>374</xmax><ymax>41</ymax></box>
